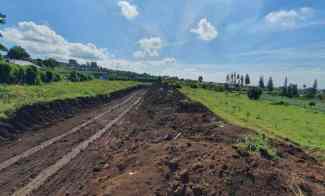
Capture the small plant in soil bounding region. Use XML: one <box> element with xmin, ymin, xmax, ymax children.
<box><xmin>236</xmin><ymin>133</ymin><xmax>279</xmax><ymax>160</ymax></box>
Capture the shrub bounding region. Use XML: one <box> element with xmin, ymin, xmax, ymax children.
<box><xmin>309</xmin><ymin>102</ymin><xmax>316</xmax><ymax>107</ymax></box>
<box><xmin>247</xmin><ymin>87</ymin><xmax>263</xmax><ymax>100</ymax></box>
<box><xmin>53</xmin><ymin>73</ymin><xmax>62</xmax><ymax>82</ymax></box>
<box><xmin>0</xmin><ymin>63</ymin><xmax>12</xmax><ymax>83</ymax></box>
<box><xmin>41</xmin><ymin>70</ymin><xmax>55</xmax><ymax>83</ymax></box>
<box><xmin>68</xmin><ymin>71</ymin><xmax>91</xmax><ymax>82</ymax></box>
<box><xmin>24</xmin><ymin>66</ymin><xmax>41</xmax><ymax>85</ymax></box>
<box><xmin>190</xmin><ymin>84</ymin><xmax>198</xmax><ymax>89</ymax></box>
<box><xmin>236</xmin><ymin>134</ymin><xmax>278</xmax><ymax>160</ymax></box>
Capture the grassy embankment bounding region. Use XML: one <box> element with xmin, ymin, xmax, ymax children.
<box><xmin>0</xmin><ymin>80</ymin><xmax>140</xmax><ymax>119</ymax></box>
<box><xmin>181</xmin><ymin>86</ymin><xmax>325</xmax><ymax>151</ymax></box>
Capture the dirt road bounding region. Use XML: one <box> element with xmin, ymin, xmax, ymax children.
<box><xmin>0</xmin><ymin>89</ymin><xmax>145</xmax><ymax>196</ymax></box>
<box><xmin>0</xmin><ymin>85</ymin><xmax>324</xmax><ymax>196</ymax></box>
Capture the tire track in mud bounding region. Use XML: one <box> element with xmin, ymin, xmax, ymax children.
<box><xmin>11</xmin><ymin>95</ymin><xmax>143</xmax><ymax>196</ymax></box>
<box><xmin>0</xmin><ymin>92</ymin><xmax>138</xmax><ymax>173</ymax></box>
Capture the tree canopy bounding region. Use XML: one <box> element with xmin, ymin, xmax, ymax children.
<box><xmin>7</xmin><ymin>46</ymin><xmax>31</xmax><ymax>60</ymax></box>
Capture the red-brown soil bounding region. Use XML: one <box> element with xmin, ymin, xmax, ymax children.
<box><xmin>0</xmin><ymin>85</ymin><xmax>324</xmax><ymax>196</ymax></box>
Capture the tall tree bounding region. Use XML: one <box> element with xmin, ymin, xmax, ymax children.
<box><xmin>245</xmin><ymin>74</ymin><xmax>250</xmax><ymax>86</ymax></box>
<box><xmin>7</xmin><ymin>46</ymin><xmax>31</xmax><ymax>60</ymax></box>
<box><xmin>226</xmin><ymin>74</ymin><xmax>230</xmax><ymax>83</ymax></box>
<box><xmin>259</xmin><ymin>76</ymin><xmax>265</xmax><ymax>89</ymax></box>
<box><xmin>313</xmin><ymin>79</ymin><xmax>318</xmax><ymax>91</ymax></box>
<box><xmin>267</xmin><ymin>77</ymin><xmax>274</xmax><ymax>91</ymax></box>
<box><xmin>198</xmin><ymin>76</ymin><xmax>203</xmax><ymax>83</ymax></box>
<box><xmin>0</xmin><ymin>13</ymin><xmax>6</xmax><ymax>24</ymax></box>
<box><xmin>230</xmin><ymin>73</ymin><xmax>234</xmax><ymax>84</ymax></box>
<box><xmin>0</xmin><ymin>13</ymin><xmax>7</xmax><ymax>52</ymax></box>
<box><xmin>281</xmin><ymin>76</ymin><xmax>288</xmax><ymax>96</ymax></box>
<box><xmin>287</xmin><ymin>84</ymin><xmax>299</xmax><ymax>98</ymax></box>
<box><xmin>240</xmin><ymin>75</ymin><xmax>244</xmax><ymax>87</ymax></box>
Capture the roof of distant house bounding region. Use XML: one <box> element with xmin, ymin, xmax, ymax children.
<box><xmin>8</xmin><ymin>59</ymin><xmax>39</xmax><ymax>68</ymax></box>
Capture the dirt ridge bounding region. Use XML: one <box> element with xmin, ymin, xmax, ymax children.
<box><xmin>0</xmin><ymin>84</ymin><xmax>145</xmax><ymax>140</ymax></box>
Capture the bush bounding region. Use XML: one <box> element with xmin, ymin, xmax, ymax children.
<box><xmin>0</xmin><ymin>63</ymin><xmax>12</xmax><ymax>83</ymax></box>
<box><xmin>41</xmin><ymin>70</ymin><xmax>55</xmax><ymax>83</ymax></box>
<box><xmin>68</xmin><ymin>71</ymin><xmax>92</xmax><ymax>82</ymax></box>
<box><xmin>247</xmin><ymin>87</ymin><xmax>263</xmax><ymax>100</ymax></box>
<box><xmin>309</xmin><ymin>102</ymin><xmax>316</xmax><ymax>107</ymax></box>
<box><xmin>190</xmin><ymin>84</ymin><xmax>198</xmax><ymax>89</ymax></box>
<box><xmin>24</xmin><ymin>66</ymin><xmax>41</xmax><ymax>85</ymax></box>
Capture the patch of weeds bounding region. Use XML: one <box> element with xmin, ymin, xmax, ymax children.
<box><xmin>236</xmin><ymin>133</ymin><xmax>279</xmax><ymax>160</ymax></box>
<box><xmin>271</xmin><ymin>101</ymin><xmax>289</xmax><ymax>106</ymax></box>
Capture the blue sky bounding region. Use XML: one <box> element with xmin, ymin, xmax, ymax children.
<box><xmin>1</xmin><ymin>0</ymin><xmax>325</xmax><ymax>88</ymax></box>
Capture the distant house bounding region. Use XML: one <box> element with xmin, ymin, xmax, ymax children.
<box><xmin>8</xmin><ymin>59</ymin><xmax>40</xmax><ymax>68</ymax></box>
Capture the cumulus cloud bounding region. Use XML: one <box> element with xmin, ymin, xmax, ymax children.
<box><xmin>265</xmin><ymin>7</ymin><xmax>315</xmax><ymax>29</ymax></box>
<box><xmin>117</xmin><ymin>1</ymin><xmax>139</xmax><ymax>20</ymax></box>
<box><xmin>163</xmin><ymin>57</ymin><xmax>176</xmax><ymax>65</ymax></box>
<box><xmin>0</xmin><ymin>21</ymin><xmax>111</xmax><ymax>63</ymax></box>
<box><xmin>191</xmin><ymin>18</ymin><xmax>218</xmax><ymax>41</ymax></box>
<box><xmin>134</xmin><ymin>37</ymin><xmax>163</xmax><ymax>59</ymax></box>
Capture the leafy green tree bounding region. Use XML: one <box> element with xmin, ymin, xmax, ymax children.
<box><xmin>7</xmin><ymin>46</ymin><xmax>31</xmax><ymax>60</ymax></box>
<box><xmin>313</xmin><ymin>79</ymin><xmax>318</xmax><ymax>92</ymax></box>
<box><xmin>0</xmin><ymin>13</ymin><xmax>8</xmax><ymax>54</ymax></box>
<box><xmin>240</xmin><ymin>75</ymin><xmax>244</xmax><ymax>87</ymax></box>
<box><xmin>281</xmin><ymin>76</ymin><xmax>288</xmax><ymax>96</ymax></box>
<box><xmin>0</xmin><ymin>44</ymin><xmax>7</xmax><ymax>52</ymax></box>
<box><xmin>305</xmin><ymin>79</ymin><xmax>318</xmax><ymax>98</ymax></box>
<box><xmin>11</xmin><ymin>66</ymin><xmax>25</xmax><ymax>84</ymax></box>
<box><xmin>267</xmin><ymin>77</ymin><xmax>274</xmax><ymax>91</ymax></box>
<box><xmin>43</xmin><ymin>58</ymin><xmax>59</xmax><ymax>68</ymax></box>
<box><xmin>24</xmin><ymin>66</ymin><xmax>41</xmax><ymax>85</ymax></box>
<box><xmin>68</xmin><ymin>71</ymin><xmax>80</xmax><ymax>82</ymax></box>
<box><xmin>287</xmin><ymin>84</ymin><xmax>299</xmax><ymax>98</ymax></box>
<box><xmin>248</xmin><ymin>87</ymin><xmax>263</xmax><ymax>100</ymax></box>
<box><xmin>245</xmin><ymin>74</ymin><xmax>250</xmax><ymax>86</ymax></box>
<box><xmin>198</xmin><ymin>76</ymin><xmax>203</xmax><ymax>83</ymax></box>
<box><xmin>0</xmin><ymin>63</ymin><xmax>12</xmax><ymax>83</ymax></box>
<box><xmin>41</xmin><ymin>70</ymin><xmax>55</xmax><ymax>83</ymax></box>
<box><xmin>0</xmin><ymin>13</ymin><xmax>6</xmax><ymax>24</ymax></box>
<box><xmin>259</xmin><ymin>76</ymin><xmax>265</xmax><ymax>89</ymax></box>
<box><xmin>226</xmin><ymin>74</ymin><xmax>230</xmax><ymax>83</ymax></box>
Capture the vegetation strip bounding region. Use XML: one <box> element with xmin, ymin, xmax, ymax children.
<box><xmin>181</xmin><ymin>86</ymin><xmax>325</xmax><ymax>150</ymax></box>
<box><xmin>0</xmin><ymin>91</ymin><xmax>139</xmax><ymax>172</ymax></box>
<box><xmin>0</xmin><ymin>80</ymin><xmax>140</xmax><ymax>119</ymax></box>
<box><xmin>12</xmin><ymin>96</ymin><xmax>142</xmax><ymax>196</ymax></box>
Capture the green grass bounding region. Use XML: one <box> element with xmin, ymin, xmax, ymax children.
<box><xmin>181</xmin><ymin>87</ymin><xmax>325</xmax><ymax>151</ymax></box>
<box><xmin>236</xmin><ymin>133</ymin><xmax>279</xmax><ymax>160</ymax></box>
<box><xmin>262</xmin><ymin>93</ymin><xmax>325</xmax><ymax>113</ymax></box>
<box><xmin>0</xmin><ymin>80</ymin><xmax>140</xmax><ymax>119</ymax></box>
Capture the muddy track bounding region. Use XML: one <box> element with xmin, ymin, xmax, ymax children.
<box><xmin>0</xmin><ymin>89</ymin><xmax>145</xmax><ymax>196</ymax></box>
<box><xmin>0</xmin><ymin>85</ymin><xmax>324</xmax><ymax>196</ymax></box>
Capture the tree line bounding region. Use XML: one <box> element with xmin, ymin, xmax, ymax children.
<box><xmin>194</xmin><ymin>73</ymin><xmax>320</xmax><ymax>101</ymax></box>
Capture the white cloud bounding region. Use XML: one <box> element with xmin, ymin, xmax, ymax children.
<box><xmin>265</xmin><ymin>7</ymin><xmax>315</xmax><ymax>29</ymax></box>
<box><xmin>133</xmin><ymin>50</ymin><xmax>146</xmax><ymax>59</ymax></box>
<box><xmin>0</xmin><ymin>21</ymin><xmax>178</xmax><ymax>77</ymax></box>
<box><xmin>0</xmin><ymin>21</ymin><xmax>111</xmax><ymax>63</ymax></box>
<box><xmin>134</xmin><ymin>37</ymin><xmax>163</xmax><ymax>59</ymax></box>
<box><xmin>117</xmin><ymin>1</ymin><xmax>139</xmax><ymax>20</ymax></box>
<box><xmin>163</xmin><ymin>57</ymin><xmax>176</xmax><ymax>65</ymax></box>
<box><xmin>190</xmin><ymin>18</ymin><xmax>218</xmax><ymax>41</ymax></box>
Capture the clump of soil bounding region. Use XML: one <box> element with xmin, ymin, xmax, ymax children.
<box><xmin>0</xmin><ymin>85</ymin><xmax>143</xmax><ymax>140</ymax></box>
<box><xmin>91</xmin><ymin>85</ymin><xmax>325</xmax><ymax>196</ymax></box>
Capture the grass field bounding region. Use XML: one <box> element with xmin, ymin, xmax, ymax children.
<box><xmin>262</xmin><ymin>93</ymin><xmax>325</xmax><ymax>113</ymax></box>
<box><xmin>0</xmin><ymin>80</ymin><xmax>140</xmax><ymax>119</ymax></box>
<box><xmin>181</xmin><ymin>87</ymin><xmax>325</xmax><ymax>151</ymax></box>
